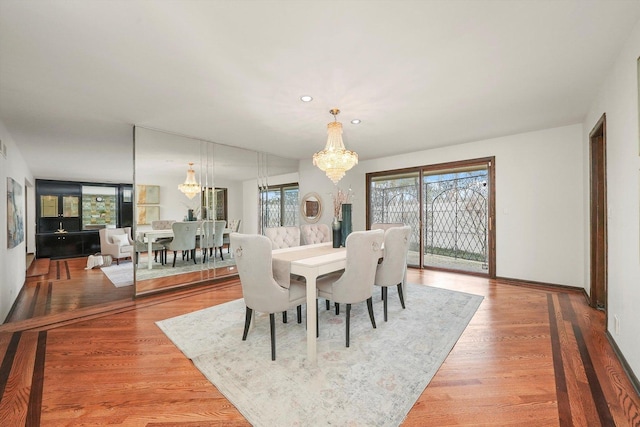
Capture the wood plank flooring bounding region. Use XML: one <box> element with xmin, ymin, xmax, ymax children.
<box><xmin>1</xmin><ymin>262</ymin><xmax>639</xmax><ymax>426</ymax></box>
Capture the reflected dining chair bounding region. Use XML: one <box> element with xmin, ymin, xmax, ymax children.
<box><xmin>230</xmin><ymin>233</ymin><xmax>307</xmax><ymax>360</ymax></box>
<box><xmin>374</xmin><ymin>226</ymin><xmax>411</xmax><ymax>321</ymax></box>
<box><xmin>164</xmin><ymin>221</ymin><xmax>199</xmax><ymax>267</ymax></box>
<box><xmin>197</xmin><ymin>220</ymin><xmax>215</xmax><ymax>263</ymax></box>
<box><xmin>316</xmin><ymin>229</ymin><xmax>384</xmax><ymax>347</ymax></box>
<box><xmin>223</xmin><ymin>219</ymin><xmax>241</xmax><ymax>253</ymax></box>
<box><xmin>370</xmin><ymin>222</ymin><xmax>404</xmax><ymax>232</ymax></box>
<box><xmin>213</xmin><ymin>220</ymin><xmax>227</xmax><ymax>260</ymax></box>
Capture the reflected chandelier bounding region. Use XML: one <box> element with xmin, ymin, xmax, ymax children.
<box><xmin>178</xmin><ymin>162</ymin><xmax>200</xmax><ymax>199</ymax></box>
<box><xmin>313</xmin><ymin>108</ymin><xmax>358</xmax><ymax>184</ymax></box>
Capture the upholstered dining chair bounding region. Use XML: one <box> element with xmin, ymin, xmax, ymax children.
<box><xmin>316</xmin><ymin>229</ymin><xmax>384</xmax><ymax>347</ymax></box>
<box><xmin>230</xmin><ymin>233</ymin><xmax>307</xmax><ymax>360</ymax></box>
<box><xmin>374</xmin><ymin>226</ymin><xmax>411</xmax><ymax>321</ymax></box>
<box><xmin>370</xmin><ymin>222</ymin><xmax>404</xmax><ymax>232</ymax></box>
<box><xmin>223</xmin><ymin>219</ymin><xmax>241</xmax><ymax>253</ymax></box>
<box><xmin>99</xmin><ymin>227</ymin><xmax>134</xmax><ymax>265</ymax></box>
<box><xmin>213</xmin><ymin>220</ymin><xmax>227</xmax><ymax>260</ymax></box>
<box><xmin>134</xmin><ymin>234</ymin><xmax>165</xmax><ymax>266</ymax></box>
<box><xmin>164</xmin><ymin>221</ymin><xmax>199</xmax><ymax>267</ymax></box>
<box><xmin>264</xmin><ymin>226</ymin><xmax>300</xmax><ymax>249</ymax></box>
<box><xmin>196</xmin><ymin>220</ymin><xmax>215</xmax><ymax>263</ymax></box>
<box><xmin>300</xmin><ymin>223</ymin><xmax>331</xmax><ymax>245</ymax></box>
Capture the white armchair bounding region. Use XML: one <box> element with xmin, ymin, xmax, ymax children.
<box><xmin>99</xmin><ymin>227</ymin><xmax>134</xmax><ymax>265</ymax></box>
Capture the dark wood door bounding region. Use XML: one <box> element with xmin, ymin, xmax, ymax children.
<box><xmin>589</xmin><ymin>114</ymin><xmax>607</xmax><ymax>310</ymax></box>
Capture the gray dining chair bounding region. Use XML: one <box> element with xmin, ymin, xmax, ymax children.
<box><xmin>223</xmin><ymin>219</ymin><xmax>241</xmax><ymax>253</ymax></box>
<box><xmin>213</xmin><ymin>220</ymin><xmax>227</xmax><ymax>259</ymax></box>
<box><xmin>374</xmin><ymin>226</ymin><xmax>411</xmax><ymax>321</ymax></box>
<box><xmin>230</xmin><ymin>233</ymin><xmax>307</xmax><ymax>360</ymax></box>
<box><xmin>197</xmin><ymin>220</ymin><xmax>215</xmax><ymax>263</ymax></box>
<box><xmin>164</xmin><ymin>221</ymin><xmax>199</xmax><ymax>267</ymax></box>
<box><xmin>316</xmin><ymin>229</ymin><xmax>384</xmax><ymax>347</ymax></box>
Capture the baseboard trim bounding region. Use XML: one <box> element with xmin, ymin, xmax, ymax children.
<box><xmin>496</xmin><ymin>275</ymin><xmax>585</xmax><ymax>293</ymax></box>
<box><xmin>606</xmin><ymin>330</ymin><xmax>640</xmax><ymax>396</ymax></box>
<box><xmin>3</xmin><ymin>280</ymin><xmax>27</xmax><ymax>324</ymax></box>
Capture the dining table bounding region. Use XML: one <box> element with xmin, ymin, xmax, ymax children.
<box><xmin>138</xmin><ymin>227</ymin><xmax>231</xmax><ymax>270</ymax></box>
<box><xmin>271</xmin><ymin>242</ymin><xmax>348</xmax><ymax>365</ymax></box>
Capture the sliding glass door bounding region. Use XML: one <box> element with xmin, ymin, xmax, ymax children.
<box><xmin>367</xmin><ymin>157</ymin><xmax>495</xmax><ymax>277</ymax></box>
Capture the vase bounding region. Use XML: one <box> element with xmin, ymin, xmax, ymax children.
<box><xmin>332</xmin><ymin>217</ymin><xmax>342</xmax><ymax>248</ymax></box>
<box><xmin>340</xmin><ymin>203</ymin><xmax>352</xmax><ymax>247</ymax></box>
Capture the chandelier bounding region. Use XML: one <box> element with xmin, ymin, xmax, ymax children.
<box><xmin>312</xmin><ymin>108</ymin><xmax>358</xmax><ymax>184</ymax></box>
<box><xmin>178</xmin><ymin>162</ymin><xmax>200</xmax><ymax>199</ymax></box>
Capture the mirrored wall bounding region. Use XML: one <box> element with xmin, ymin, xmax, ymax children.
<box><xmin>133</xmin><ymin>127</ymin><xmax>299</xmax><ymax>296</ymax></box>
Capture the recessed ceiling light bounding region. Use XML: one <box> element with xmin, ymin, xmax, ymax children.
<box><xmin>300</xmin><ymin>95</ymin><xmax>313</xmax><ymax>102</ymax></box>
<box><xmin>351</xmin><ymin>119</ymin><xmax>361</xmax><ymax>124</ymax></box>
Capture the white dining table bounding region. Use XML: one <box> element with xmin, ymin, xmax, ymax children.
<box><xmin>272</xmin><ymin>242</ymin><xmax>348</xmax><ymax>365</ymax></box>
<box><xmin>139</xmin><ymin>228</ymin><xmax>231</xmax><ymax>270</ymax></box>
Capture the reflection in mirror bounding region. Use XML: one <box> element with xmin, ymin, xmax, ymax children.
<box><xmin>41</xmin><ymin>195</ymin><xmax>58</xmax><ymax>217</ymax></box>
<box><xmin>301</xmin><ymin>192</ymin><xmax>322</xmax><ymax>223</ymax></box>
<box><xmin>133</xmin><ymin>127</ymin><xmax>298</xmax><ymax>296</ymax></box>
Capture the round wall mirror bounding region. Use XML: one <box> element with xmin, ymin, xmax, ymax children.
<box><xmin>300</xmin><ymin>192</ymin><xmax>322</xmax><ymax>223</ymax></box>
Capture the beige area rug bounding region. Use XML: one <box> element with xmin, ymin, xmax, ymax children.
<box><xmin>156</xmin><ymin>283</ymin><xmax>483</xmax><ymax>427</ymax></box>
<box><xmin>101</xmin><ymin>261</ymin><xmax>134</xmax><ymax>287</ymax></box>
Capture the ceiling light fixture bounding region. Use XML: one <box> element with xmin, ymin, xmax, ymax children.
<box><xmin>312</xmin><ymin>108</ymin><xmax>358</xmax><ymax>184</ymax></box>
<box><xmin>178</xmin><ymin>162</ymin><xmax>200</xmax><ymax>199</ymax></box>
<box><xmin>300</xmin><ymin>95</ymin><xmax>313</xmax><ymax>102</ymax></box>
<box><xmin>351</xmin><ymin>119</ymin><xmax>361</xmax><ymax>124</ymax></box>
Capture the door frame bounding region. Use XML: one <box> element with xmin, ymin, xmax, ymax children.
<box><xmin>589</xmin><ymin>113</ymin><xmax>607</xmax><ymax>310</ymax></box>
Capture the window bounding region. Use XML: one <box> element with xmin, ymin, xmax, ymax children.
<box><xmin>367</xmin><ymin>157</ymin><xmax>495</xmax><ymax>277</ymax></box>
<box><xmin>260</xmin><ymin>183</ymin><xmax>299</xmax><ymax>230</ymax></box>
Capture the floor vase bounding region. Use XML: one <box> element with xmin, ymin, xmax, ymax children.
<box><xmin>340</xmin><ymin>203</ymin><xmax>352</xmax><ymax>247</ymax></box>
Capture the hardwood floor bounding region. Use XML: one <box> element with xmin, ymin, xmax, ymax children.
<box><xmin>1</xmin><ymin>262</ymin><xmax>639</xmax><ymax>426</ymax></box>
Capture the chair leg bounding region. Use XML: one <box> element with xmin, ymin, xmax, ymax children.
<box><xmin>172</xmin><ymin>251</ymin><xmax>177</xmax><ymax>267</ymax></box>
<box><xmin>297</xmin><ymin>305</ymin><xmax>302</xmax><ymax>324</ymax></box>
<box><xmin>242</xmin><ymin>306</ymin><xmax>253</xmax><ymax>340</ymax></box>
<box><xmin>192</xmin><ymin>249</ymin><xmax>197</xmax><ymax>264</ymax></box>
<box><xmin>335</xmin><ymin>302</ymin><xmax>340</xmax><ymax>315</ymax></box>
<box><xmin>346</xmin><ymin>303</ymin><xmax>351</xmax><ymax>347</ymax></box>
<box><xmin>282</xmin><ymin>311</ymin><xmax>287</xmax><ymax>323</ymax></box>
<box><xmin>367</xmin><ymin>297</ymin><xmax>377</xmax><ymax>329</ymax></box>
<box><xmin>219</xmin><ymin>247</ymin><xmax>224</xmax><ymax>260</ymax></box>
<box><xmin>397</xmin><ymin>283</ymin><xmax>406</xmax><ymax>309</ymax></box>
<box><xmin>269</xmin><ymin>313</ymin><xmax>276</xmax><ymax>361</ymax></box>
<box><xmin>383</xmin><ymin>287</ymin><xmax>388</xmax><ymax>322</ymax></box>
<box><xmin>381</xmin><ymin>287</ymin><xmax>384</xmax><ymax>300</ymax></box>
<box><xmin>325</xmin><ymin>299</ymin><xmax>330</xmax><ymax>310</ymax></box>
<box><xmin>316</xmin><ymin>299</ymin><xmax>319</xmax><ymax>338</ymax></box>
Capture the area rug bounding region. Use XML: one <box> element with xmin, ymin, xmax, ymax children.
<box><xmin>101</xmin><ymin>262</ymin><xmax>133</xmax><ymax>287</ymax></box>
<box><xmin>156</xmin><ymin>283</ymin><xmax>483</xmax><ymax>427</ymax></box>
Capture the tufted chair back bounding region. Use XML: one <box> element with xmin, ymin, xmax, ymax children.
<box><xmin>151</xmin><ymin>220</ymin><xmax>175</xmax><ymax>230</ymax></box>
<box><xmin>264</xmin><ymin>226</ymin><xmax>300</xmax><ymax>249</ymax></box>
<box><xmin>213</xmin><ymin>220</ymin><xmax>227</xmax><ymax>248</ymax></box>
<box><xmin>300</xmin><ymin>223</ymin><xmax>331</xmax><ymax>245</ymax></box>
<box><xmin>370</xmin><ymin>222</ymin><xmax>404</xmax><ymax>232</ymax></box>
<box><xmin>167</xmin><ymin>221</ymin><xmax>199</xmax><ymax>252</ymax></box>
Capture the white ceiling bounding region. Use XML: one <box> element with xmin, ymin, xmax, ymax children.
<box><xmin>1</xmin><ymin>0</ymin><xmax>639</xmax><ymax>183</ymax></box>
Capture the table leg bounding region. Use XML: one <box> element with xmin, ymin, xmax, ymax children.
<box><xmin>147</xmin><ymin>238</ymin><xmax>153</xmax><ymax>270</ymax></box>
<box><xmin>306</xmin><ymin>274</ymin><xmax>317</xmax><ymax>365</ymax></box>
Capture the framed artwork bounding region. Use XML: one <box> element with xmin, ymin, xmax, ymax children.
<box><xmin>137</xmin><ymin>205</ymin><xmax>160</xmax><ymax>225</ymax></box>
<box><xmin>7</xmin><ymin>177</ymin><xmax>25</xmax><ymax>248</ymax></box>
<box><xmin>136</xmin><ymin>185</ymin><xmax>160</xmax><ymax>204</ymax></box>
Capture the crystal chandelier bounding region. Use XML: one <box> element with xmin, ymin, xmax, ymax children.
<box><xmin>178</xmin><ymin>162</ymin><xmax>200</xmax><ymax>199</ymax></box>
<box><xmin>312</xmin><ymin>108</ymin><xmax>358</xmax><ymax>184</ymax></box>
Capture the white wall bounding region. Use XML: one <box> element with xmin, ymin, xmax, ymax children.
<box><xmin>299</xmin><ymin>124</ymin><xmax>585</xmax><ymax>288</ymax></box>
<box><xmin>0</xmin><ymin>119</ymin><xmax>34</xmax><ymax>322</ymax></box>
<box><xmin>583</xmin><ymin>19</ymin><xmax>640</xmax><ymax>379</ymax></box>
